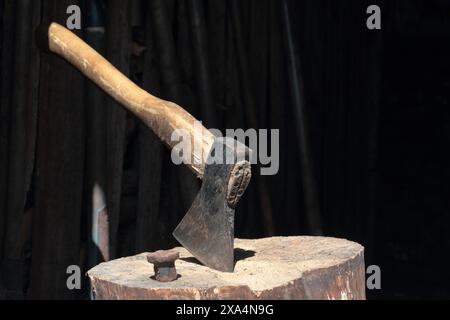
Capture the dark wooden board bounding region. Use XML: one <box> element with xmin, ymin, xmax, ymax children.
<box><xmin>29</xmin><ymin>0</ymin><xmax>85</xmax><ymax>300</ymax></box>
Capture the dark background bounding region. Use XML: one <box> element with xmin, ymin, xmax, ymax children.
<box><xmin>1</xmin><ymin>0</ymin><xmax>449</xmax><ymax>299</ymax></box>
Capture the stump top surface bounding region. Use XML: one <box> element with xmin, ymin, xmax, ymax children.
<box><xmin>88</xmin><ymin>236</ymin><xmax>364</xmax><ymax>294</ymax></box>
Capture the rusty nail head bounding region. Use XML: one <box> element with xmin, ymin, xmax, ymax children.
<box><xmin>147</xmin><ymin>249</ymin><xmax>180</xmax><ymax>282</ymax></box>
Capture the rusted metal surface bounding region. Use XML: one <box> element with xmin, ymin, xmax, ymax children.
<box><xmin>172</xmin><ymin>138</ymin><xmax>251</xmax><ymax>272</ymax></box>
<box><xmin>147</xmin><ymin>250</ymin><xmax>180</xmax><ymax>282</ymax></box>
<box><xmin>226</xmin><ymin>161</ymin><xmax>251</xmax><ymax>209</ymax></box>
<box><xmin>88</xmin><ymin>237</ymin><xmax>366</xmax><ymax>300</ymax></box>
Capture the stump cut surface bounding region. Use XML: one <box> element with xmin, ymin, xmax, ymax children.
<box><xmin>87</xmin><ymin>236</ymin><xmax>365</xmax><ymax>300</ymax></box>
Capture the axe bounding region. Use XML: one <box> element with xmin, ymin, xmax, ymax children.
<box><xmin>37</xmin><ymin>23</ymin><xmax>251</xmax><ymax>272</ymax></box>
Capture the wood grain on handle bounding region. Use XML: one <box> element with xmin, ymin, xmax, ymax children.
<box><xmin>43</xmin><ymin>22</ymin><xmax>214</xmax><ymax>178</ymax></box>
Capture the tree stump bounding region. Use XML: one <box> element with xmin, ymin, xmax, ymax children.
<box><xmin>87</xmin><ymin>236</ymin><xmax>366</xmax><ymax>300</ymax></box>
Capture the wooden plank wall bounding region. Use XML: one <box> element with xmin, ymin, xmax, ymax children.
<box><xmin>28</xmin><ymin>0</ymin><xmax>85</xmax><ymax>299</ymax></box>
<box><xmin>0</xmin><ymin>0</ymin><xmax>42</xmax><ymax>299</ymax></box>
<box><xmin>0</xmin><ymin>0</ymin><xmax>383</xmax><ymax>299</ymax></box>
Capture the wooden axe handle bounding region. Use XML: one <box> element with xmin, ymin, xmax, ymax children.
<box><xmin>39</xmin><ymin>22</ymin><xmax>214</xmax><ymax>178</ymax></box>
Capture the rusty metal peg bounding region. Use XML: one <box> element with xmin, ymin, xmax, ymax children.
<box><xmin>147</xmin><ymin>250</ymin><xmax>180</xmax><ymax>282</ymax></box>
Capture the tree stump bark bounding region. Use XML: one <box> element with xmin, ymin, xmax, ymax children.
<box><xmin>87</xmin><ymin>236</ymin><xmax>366</xmax><ymax>300</ymax></box>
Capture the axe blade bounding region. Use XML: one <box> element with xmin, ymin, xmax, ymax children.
<box><xmin>173</xmin><ymin>138</ymin><xmax>250</xmax><ymax>272</ymax></box>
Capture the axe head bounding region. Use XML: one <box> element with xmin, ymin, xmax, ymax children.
<box><xmin>173</xmin><ymin>137</ymin><xmax>252</xmax><ymax>272</ymax></box>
